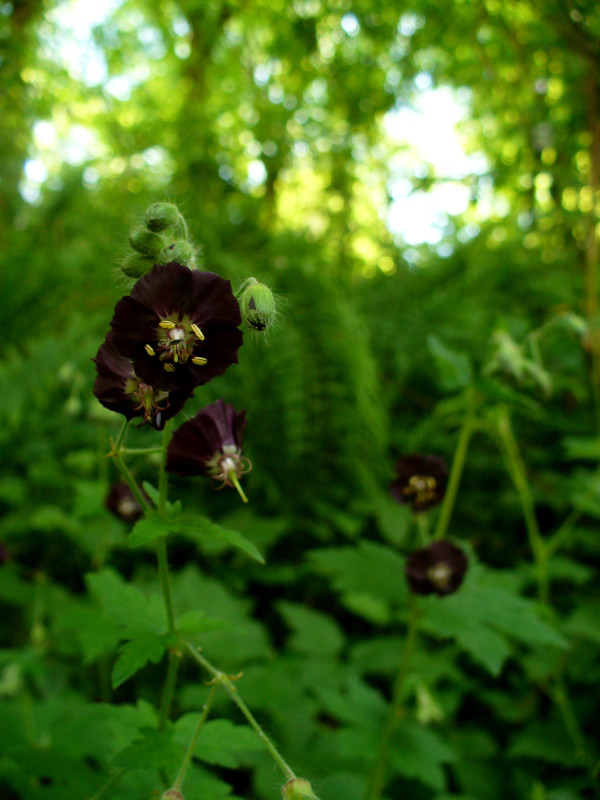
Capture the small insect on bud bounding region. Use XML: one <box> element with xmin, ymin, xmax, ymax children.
<box><xmin>144</xmin><ymin>202</ymin><xmax>183</xmax><ymax>233</ymax></box>
<box><xmin>128</xmin><ymin>227</ymin><xmax>164</xmax><ymax>257</ymax></box>
<box><xmin>239</xmin><ymin>278</ymin><xmax>276</xmax><ymax>332</ymax></box>
<box><xmin>158</xmin><ymin>240</ymin><xmax>195</xmax><ymax>267</ymax></box>
<box><xmin>120</xmin><ymin>252</ymin><xmax>154</xmax><ymax>278</ymax></box>
<box><xmin>282</xmin><ymin>778</ymin><xmax>321</xmax><ymax>800</ymax></box>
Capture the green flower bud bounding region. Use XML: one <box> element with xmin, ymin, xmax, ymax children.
<box><xmin>282</xmin><ymin>778</ymin><xmax>320</xmax><ymax>800</ymax></box>
<box><xmin>161</xmin><ymin>791</ymin><xmax>184</xmax><ymax>800</ymax></box>
<box><xmin>120</xmin><ymin>252</ymin><xmax>154</xmax><ymax>278</ymax></box>
<box><xmin>128</xmin><ymin>227</ymin><xmax>164</xmax><ymax>257</ymax></box>
<box><xmin>158</xmin><ymin>240</ymin><xmax>195</xmax><ymax>267</ymax></box>
<box><xmin>239</xmin><ymin>279</ymin><xmax>276</xmax><ymax>332</ymax></box>
<box><xmin>144</xmin><ymin>202</ymin><xmax>182</xmax><ymax>233</ymax></box>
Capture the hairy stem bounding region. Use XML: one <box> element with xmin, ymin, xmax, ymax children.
<box><xmin>493</xmin><ymin>407</ymin><xmax>549</xmax><ymax>603</ymax></box>
<box><xmin>184</xmin><ymin>641</ymin><xmax>297</xmax><ymax>781</ymax></box>
<box><xmin>433</xmin><ymin>405</ymin><xmax>476</xmax><ymax>541</ymax></box>
<box><xmin>172</xmin><ymin>682</ymin><xmax>219</xmax><ymax>791</ymax></box>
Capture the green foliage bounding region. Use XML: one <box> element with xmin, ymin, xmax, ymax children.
<box><xmin>2</xmin><ymin>0</ymin><xmax>600</xmax><ymax>798</ymax></box>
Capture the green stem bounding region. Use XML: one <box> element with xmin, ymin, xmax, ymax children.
<box><xmin>493</xmin><ymin>407</ymin><xmax>549</xmax><ymax>603</ymax></box>
<box><xmin>433</xmin><ymin>407</ymin><xmax>476</xmax><ymax>541</ymax></box>
<box><xmin>158</xmin><ymin>649</ymin><xmax>181</xmax><ymax>732</ymax></box>
<box><xmin>155</xmin><ymin>419</ymin><xmax>178</xmax><ymax>729</ymax></box>
<box><xmin>88</xmin><ymin>768</ymin><xmax>126</xmax><ymax>800</ymax></box>
<box><xmin>158</xmin><ymin>419</ymin><xmax>173</xmax><ymax>513</ymax></box>
<box><xmin>113</xmin><ymin>418</ymin><xmax>129</xmax><ymax>452</ymax></box>
<box><xmin>111</xmin><ymin>453</ymin><xmax>153</xmax><ymax>515</ymax></box>
<box><xmin>172</xmin><ymin>682</ymin><xmax>219</xmax><ymax>792</ymax></box>
<box><xmin>364</xmin><ymin>602</ymin><xmax>420</xmax><ymax>800</ymax></box>
<box><xmin>184</xmin><ymin>641</ymin><xmax>296</xmax><ymax>781</ymax></box>
<box><xmin>117</xmin><ymin>447</ymin><xmax>163</xmax><ymax>456</ymax></box>
<box><xmin>415</xmin><ymin>513</ymin><xmax>430</xmax><ymax>546</ymax></box>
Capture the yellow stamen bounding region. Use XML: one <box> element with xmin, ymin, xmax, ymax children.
<box><xmin>145</xmin><ymin>344</ymin><xmax>156</xmax><ymax>357</ymax></box>
<box><xmin>191</xmin><ymin>356</ymin><xmax>208</xmax><ymax>365</ymax></box>
<box><xmin>191</xmin><ymin>323</ymin><xmax>205</xmax><ymax>341</ymax></box>
<box><xmin>173</xmin><ymin>352</ymin><xmax>179</xmax><ymax>363</ymax></box>
<box><xmin>159</xmin><ymin>320</ymin><xmax>176</xmax><ymax>329</ymax></box>
<box><xmin>163</xmin><ymin>363</ymin><xmax>176</xmax><ymax>372</ymax></box>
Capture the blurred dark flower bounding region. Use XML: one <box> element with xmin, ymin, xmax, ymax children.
<box><xmin>405</xmin><ymin>540</ymin><xmax>468</xmax><ymax>596</ymax></box>
<box><xmin>93</xmin><ymin>336</ymin><xmax>192</xmax><ymax>430</ymax></box>
<box><xmin>390</xmin><ymin>453</ymin><xmax>448</xmax><ymax>512</ymax></box>
<box><xmin>108</xmin><ymin>262</ymin><xmax>242</xmax><ymax>391</ymax></box>
<box><xmin>0</xmin><ymin>541</ymin><xmax>9</xmax><ymax>565</ymax></box>
<box><xmin>105</xmin><ymin>482</ymin><xmax>146</xmax><ymax>523</ymax></box>
<box><xmin>166</xmin><ymin>399</ymin><xmax>251</xmax><ymax>501</ymax></box>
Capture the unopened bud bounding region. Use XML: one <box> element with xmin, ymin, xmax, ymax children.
<box><xmin>161</xmin><ymin>791</ymin><xmax>184</xmax><ymax>800</ymax></box>
<box><xmin>282</xmin><ymin>778</ymin><xmax>320</xmax><ymax>800</ymax></box>
<box><xmin>240</xmin><ymin>279</ymin><xmax>276</xmax><ymax>332</ymax></box>
<box><xmin>129</xmin><ymin>227</ymin><xmax>164</xmax><ymax>257</ymax></box>
<box><xmin>144</xmin><ymin>202</ymin><xmax>182</xmax><ymax>233</ymax></box>
<box><xmin>158</xmin><ymin>240</ymin><xmax>195</xmax><ymax>267</ymax></box>
<box><xmin>121</xmin><ymin>252</ymin><xmax>154</xmax><ymax>278</ymax></box>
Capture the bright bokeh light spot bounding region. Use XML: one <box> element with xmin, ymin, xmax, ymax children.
<box><xmin>384</xmin><ymin>87</ymin><xmax>488</xmax><ymax>246</ymax></box>
<box><xmin>341</xmin><ymin>13</ymin><xmax>360</xmax><ymax>36</ymax></box>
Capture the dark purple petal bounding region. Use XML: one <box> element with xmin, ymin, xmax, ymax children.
<box><xmin>405</xmin><ymin>540</ymin><xmax>468</xmax><ymax>597</ymax></box>
<box><xmin>188</xmin><ymin>269</ymin><xmax>242</xmax><ymax>328</ymax></box>
<box><xmin>93</xmin><ymin>336</ymin><xmax>193</xmax><ymax>428</ymax></box>
<box><xmin>106</xmin><ymin>262</ymin><xmax>242</xmax><ymax>392</ymax></box>
<box><xmin>130</xmin><ymin>262</ymin><xmax>194</xmax><ymax>317</ymax></box>
<box><xmin>166</xmin><ymin>399</ymin><xmax>247</xmax><ymax>477</ymax></box>
<box><xmin>109</xmin><ymin>296</ymin><xmax>160</xmax><ymax>359</ymax></box>
<box><xmin>390</xmin><ymin>453</ymin><xmax>448</xmax><ymax>512</ymax></box>
<box><xmin>105</xmin><ymin>482</ymin><xmax>145</xmax><ymax>523</ymax></box>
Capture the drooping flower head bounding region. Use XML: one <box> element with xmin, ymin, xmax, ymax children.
<box><xmin>390</xmin><ymin>453</ymin><xmax>448</xmax><ymax>512</ymax></box>
<box><xmin>108</xmin><ymin>262</ymin><xmax>243</xmax><ymax>391</ymax></box>
<box><xmin>166</xmin><ymin>399</ymin><xmax>251</xmax><ymax>502</ymax></box>
<box><xmin>93</xmin><ymin>336</ymin><xmax>192</xmax><ymax>430</ymax></box>
<box><xmin>405</xmin><ymin>540</ymin><xmax>468</xmax><ymax>597</ymax></box>
<box><xmin>105</xmin><ymin>481</ymin><xmax>146</xmax><ymax>524</ymax></box>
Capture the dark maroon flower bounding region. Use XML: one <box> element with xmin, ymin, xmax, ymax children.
<box><xmin>108</xmin><ymin>262</ymin><xmax>243</xmax><ymax>391</ymax></box>
<box><xmin>93</xmin><ymin>336</ymin><xmax>192</xmax><ymax>430</ymax></box>
<box><xmin>390</xmin><ymin>453</ymin><xmax>448</xmax><ymax>512</ymax></box>
<box><xmin>405</xmin><ymin>540</ymin><xmax>468</xmax><ymax>597</ymax></box>
<box><xmin>166</xmin><ymin>399</ymin><xmax>251</xmax><ymax>502</ymax></box>
<box><xmin>105</xmin><ymin>482</ymin><xmax>146</xmax><ymax>523</ymax></box>
<box><xmin>0</xmin><ymin>541</ymin><xmax>9</xmax><ymax>565</ymax></box>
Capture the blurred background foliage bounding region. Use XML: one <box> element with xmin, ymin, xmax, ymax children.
<box><xmin>2</xmin><ymin>0</ymin><xmax>600</xmax><ymax>798</ymax></box>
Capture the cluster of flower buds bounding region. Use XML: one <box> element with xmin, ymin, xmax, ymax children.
<box><xmin>121</xmin><ymin>202</ymin><xmax>199</xmax><ymax>278</ymax></box>
<box><xmin>93</xmin><ymin>201</ymin><xmax>279</xmax><ymax>502</ymax></box>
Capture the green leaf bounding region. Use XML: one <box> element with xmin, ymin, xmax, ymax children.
<box><xmin>179</xmin><ymin>515</ymin><xmax>264</xmax><ymax>564</ymax></box>
<box><xmin>175</xmin><ymin>609</ymin><xmax>230</xmax><ymax>636</ymax></box>
<box><xmin>129</xmin><ymin>512</ymin><xmax>174</xmax><ymax>548</ymax></box>
<box><xmin>111</xmin><ymin>634</ymin><xmax>167</xmax><ymax>688</ymax></box>
<box><xmin>113</xmin><ymin>727</ymin><xmax>182</xmax><ymax>772</ymax></box>
<box><xmin>173</xmin><ymin>718</ymin><xmax>262</xmax><ymax>768</ymax></box>
<box><xmin>86</xmin><ymin>568</ymin><xmax>166</xmax><ymax>636</ymax></box>
<box><xmin>427</xmin><ymin>334</ymin><xmax>473</xmax><ymax>391</ymax></box>
<box><xmin>277</xmin><ymin>601</ymin><xmax>345</xmax><ymax>656</ymax></box>
<box><xmin>418</xmin><ymin>562</ymin><xmax>568</xmax><ymax>675</ymax></box>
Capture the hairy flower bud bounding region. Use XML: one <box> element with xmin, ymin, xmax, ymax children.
<box><xmin>158</xmin><ymin>240</ymin><xmax>195</xmax><ymax>267</ymax></box>
<box><xmin>239</xmin><ymin>278</ymin><xmax>276</xmax><ymax>332</ymax></box>
<box><xmin>144</xmin><ymin>202</ymin><xmax>183</xmax><ymax>233</ymax></box>
<box><xmin>129</xmin><ymin>227</ymin><xmax>164</xmax><ymax>257</ymax></box>
<box><xmin>120</xmin><ymin>252</ymin><xmax>154</xmax><ymax>278</ymax></box>
<box><xmin>282</xmin><ymin>778</ymin><xmax>321</xmax><ymax>800</ymax></box>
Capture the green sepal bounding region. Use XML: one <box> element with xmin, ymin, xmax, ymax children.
<box><xmin>144</xmin><ymin>202</ymin><xmax>182</xmax><ymax>233</ymax></box>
